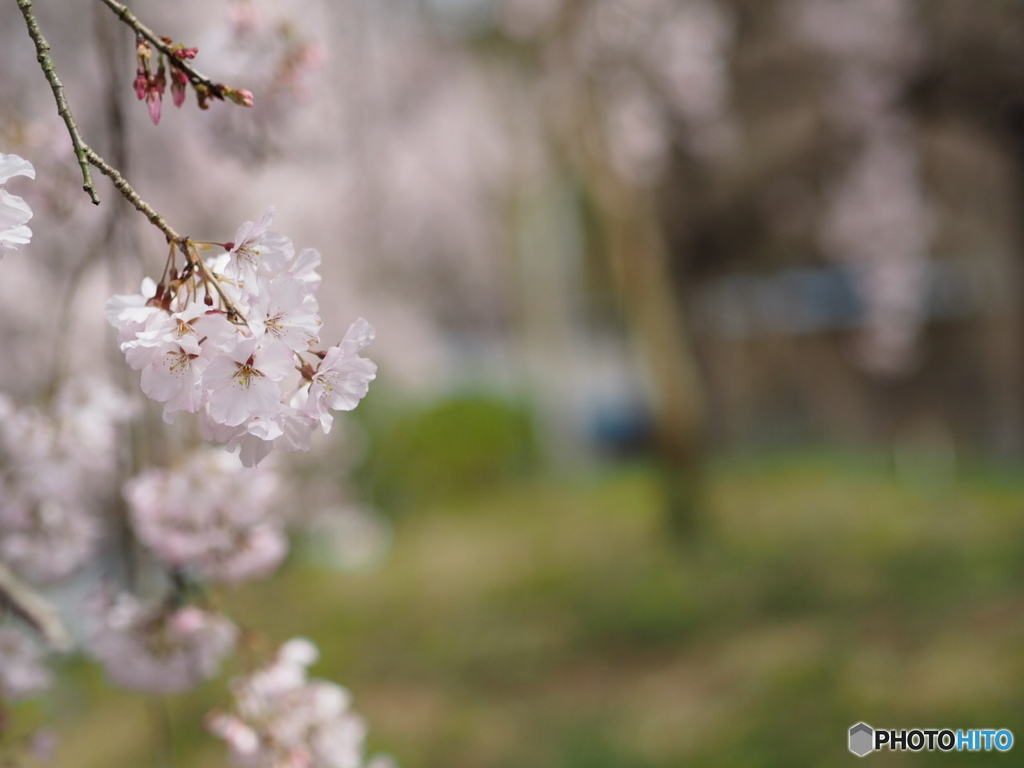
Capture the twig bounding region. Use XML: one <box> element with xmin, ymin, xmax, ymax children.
<box><xmin>0</xmin><ymin>560</ymin><xmax>72</xmax><ymax>652</ymax></box>
<box><xmin>97</xmin><ymin>0</ymin><xmax>236</xmax><ymax>104</ymax></box>
<box><xmin>17</xmin><ymin>0</ymin><xmax>249</xmax><ymax>324</ymax></box>
<box><xmin>184</xmin><ymin>242</ymin><xmax>248</xmax><ymax>324</ymax></box>
<box><xmin>148</xmin><ymin>698</ymin><xmax>175</xmax><ymax>768</ymax></box>
<box><xmin>61</xmin><ymin>155</ymin><xmax>249</xmax><ymax>321</ymax></box>
<box><xmin>17</xmin><ymin>0</ymin><xmax>182</xmax><ymax>238</ymax></box>
<box><xmin>15</xmin><ymin>0</ymin><xmax>100</xmax><ymax>204</ymax></box>
<box><xmin>85</xmin><ymin>148</ymin><xmax>184</xmax><ymax>243</ymax></box>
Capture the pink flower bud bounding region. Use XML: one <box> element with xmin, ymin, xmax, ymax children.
<box><xmin>134</xmin><ymin>69</ymin><xmax>148</xmax><ymax>101</ymax></box>
<box><xmin>147</xmin><ymin>91</ymin><xmax>163</xmax><ymax>125</ymax></box>
<box><xmin>145</xmin><ymin>63</ymin><xmax>167</xmax><ymax>124</ymax></box>
<box><xmin>226</xmin><ymin>88</ymin><xmax>255</xmax><ymax>107</ymax></box>
<box><xmin>171</xmin><ymin>69</ymin><xmax>188</xmax><ymax>108</ymax></box>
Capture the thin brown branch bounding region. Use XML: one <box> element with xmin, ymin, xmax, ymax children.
<box><xmin>0</xmin><ymin>560</ymin><xmax>72</xmax><ymax>652</ymax></box>
<box><xmin>18</xmin><ymin>0</ymin><xmax>248</xmax><ymax>325</ymax></box>
<box><xmin>184</xmin><ymin>243</ymin><xmax>248</xmax><ymax>324</ymax></box>
<box><xmin>85</xmin><ymin>148</ymin><xmax>184</xmax><ymax>244</ymax></box>
<box><xmin>16</xmin><ymin>1</ymin><xmax>186</xmax><ymax>244</ymax></box>
<box><xmin>15</xmin><ymin>0</ymin><xmax>100</xmax><ymax>204</ymax></box>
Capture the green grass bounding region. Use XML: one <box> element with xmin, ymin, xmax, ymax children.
<box><xmin>40</xmin><ymin>450</ymin><xmax>1024</xmax><ymax>767</ymax></box>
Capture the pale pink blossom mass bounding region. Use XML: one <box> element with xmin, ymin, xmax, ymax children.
<box><xmin>89</xmin><ymin>592</ymin><xmax>237</xmax><ymax>694</ymax></box>
<box><xmin>0</xmin><ymin>627</ymin><xmax>52</xmax><ymax>699</ymax></box>
<box><xmin>0</xmin><ymin>381</ymin><xmax>125</xmax><ymax>582</ymax></box>
<box><xmin>125</xmin><ymin>449</ymin><xmax>287</xmax><ymax>584</ymax></box>
<box><xmin>107</xmin><ymin>208</ymin><xmax>376</xmax><ymax>466</ymax></box>
<box><xmin>207</xmin><ymin>638</ymin><xmax>372</xmax><ymax>768</ymax></box>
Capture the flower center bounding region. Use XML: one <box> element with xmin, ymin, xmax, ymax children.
<box><xmin>234</xmin><ymin>363</ymin><xmax>263</xmax><ymax>389</ymax></box>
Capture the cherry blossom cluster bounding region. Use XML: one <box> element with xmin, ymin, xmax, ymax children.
<box><xmin>88</xmin><ymin>592</ymin><xmax>238</xmax><ymax>694</ymax></box>
<box><xmin>124</xmin><ymin>449</ymin><xmax>287</xmax><ymax>584</ymax></box>
<box><xmin>0</xmin><ymin>156</ymin><xmax>384</xmax><ymax>755</ymax></box>
<box><xmin>0</xmin><ymin>385</ymin><xmax>255</xmax><ymax>703</ymax></box>
<box><xmin>207</xmin><ymin>638</ymin><xmax>394</xmax><ymax>768</ymax></box>
<box><xmin>0</xmin><ymin>379</ymin><xmax>128</xmax><ymax>710</ymax></box>
<box><xmin>0</xmin><ymin>152</ymin><xmax>34</xmax><ymax>255</ymax></box>
<box><xmin>0</xmin><ymin>627</ymin><xmax>53</xmax><ymax>701</ymax></box>
<box><xmin>7</xmin><ymin>0</ymin><xmax>393</xmax><ymax>755</ymax></box>
<box><xmin>107</xmin><ymin>208</ymin><xmax>377</xmax><ymax>467</ymax></box>
<box><xmin>0</xmin><ymin>380</ymin><xmax>126</xmax><ymax>583</ymax></box>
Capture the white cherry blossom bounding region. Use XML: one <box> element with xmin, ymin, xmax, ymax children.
<box><xmin>105</xmin><ymin>278</ymin><xmax>163</xmax><ymax>343</ymax></box>
<box><xmin>204</xmin><ymin>338</ymin><xmax>296</xmax><ymax>427</ymax></box>
<box><xmin>286</xmin><ymin>247</ymin><xmax>323</xmax><ymax>292</ymax></box>
<box><xmin>224</xmin><ymin>207</ymin><xmax>294</xmax><ymax>285</ymax></box>
<box><xmin>123</xmin><ymin>305</ymin><xmax>235</xmax><ymax>423</ymax></box>
<box><xmin>226</xmin><ymin>403</ymin><xmax>318</xmax><ymax>468</ymax></box>
<box><xmin>305</xmin><ymin>319</ymin><xmax>377</xmax><ymax>433</ymax></box>
<box><xmin>0</xmin><ymin>152</ymin><xmax>35</xmax><ymax>254</ymax></box>
<box><xmin>248</xmin><ymin>273</ymin><xmax>322</xmax><ymax>352</ymax></box>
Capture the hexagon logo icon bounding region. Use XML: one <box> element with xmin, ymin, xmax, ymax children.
<box><xmin>849</xmin><ymin>723</ymin><xmax>874</xmax><ymax>757</ymax></box>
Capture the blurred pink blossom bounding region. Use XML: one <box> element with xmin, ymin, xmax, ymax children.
<box><xmin>0</xmin><ymin>380</ymin><xmax>125</xmax><ymax>582</ymax></box>
<box><xmin>207</xmin><ymin>637</ymin><xmax>368</xmax><ymax>768</ymax></box>
<box><xmin>794</xmin><ymin>0</ymin><xmax>930</xmax><ymax>375</ymax></box>
<box><xmin>89</xmin><ymin>593</ymin><xmax>237</xmax><ymax>694</ymax></box>
<box><xmin>0</xmin><ymin>627</ymin><xmax>52</xmax><ymax>699</ymax></box>
<box><xmin>125</xmin><ymin>449</ymin><xmax>286</xmax><ymax>584</ymax></box>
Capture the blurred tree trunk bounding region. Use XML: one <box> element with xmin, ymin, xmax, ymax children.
<box><xmin>523</xmin><ymin>0</ymin><xmax>707</xmax><ymax>539</ymax></box>
<box><xmin>596</xmin><ymin>174</ymin><xmax>706</xmax><ymax>539</ymax></box>
<box><xmin>553</xmin><ymin>95</ymin><xmax>706</xmax><ymax>539</ymax></box>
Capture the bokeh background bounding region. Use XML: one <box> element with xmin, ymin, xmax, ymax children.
<box><xmin>4</xmin><ymin>0</ymin><xmax>1024</xmax><ymax>765</ymax></box>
